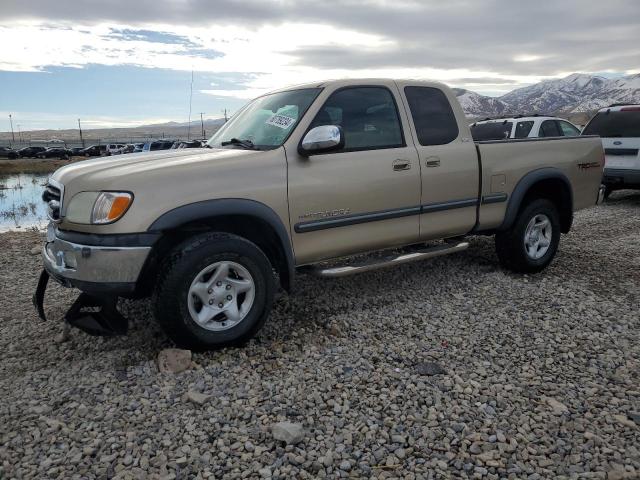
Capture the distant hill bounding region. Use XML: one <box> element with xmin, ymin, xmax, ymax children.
<box><xmin>0</xmin><ymin>118</ymin><xmax>227</xmax><ymax>144</ymax></box>
<box><xmin>455</xmin><ymin>73</ymin><xmax>640</xmax><ymax>120</ymax></box>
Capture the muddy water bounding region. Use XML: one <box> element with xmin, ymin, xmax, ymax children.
<box><xmin>0</xmin><ymin>173</ymin><xmax>50</xmax><ymax>232</ymax></box>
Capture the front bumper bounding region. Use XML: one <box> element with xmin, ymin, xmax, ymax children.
<box><xmin>603</xmin><ymin>167</ymin><xmax>640</xmax><ymax>188</ymax></box>
<box><xmin>42</xmin><ymin>230</ymin><xmax>151</xmax><ymax>294</ymax></box>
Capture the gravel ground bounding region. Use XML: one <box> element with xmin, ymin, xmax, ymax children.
<box><xmin>1</xmin><ymin>191</ymin><xmax>639</xmax><ymax>479</ymax></box>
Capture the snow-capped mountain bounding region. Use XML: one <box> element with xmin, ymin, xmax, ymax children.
<box><xmin>452</xmin><ymin>88</ymin><xmax>509</xmax><ymax>118</ymax></box>
<box><xmin>455</xmin><ymin>73</ymin><xmax>640</xmax><ymax>118</ymax></box>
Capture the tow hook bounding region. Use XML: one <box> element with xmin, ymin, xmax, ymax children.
<box><xmin>33</xmin><ymin>269</ymin><xmax>128</xmax><ymax>336</ymax></box>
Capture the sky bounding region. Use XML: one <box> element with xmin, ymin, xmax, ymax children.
<box><xmin>0</xmin><ymin>0</ymin><xmax>639</xmax><ymax>130</ymax></box>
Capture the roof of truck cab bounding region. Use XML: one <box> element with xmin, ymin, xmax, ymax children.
<box><xmin>264</xmin><ymin>78</ymin><xmax>449</xmax><ymax>95</ymax></box>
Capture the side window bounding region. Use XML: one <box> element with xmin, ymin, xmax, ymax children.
<box><xmin>558</xmin><ymin>121</ymin><xmax>580</xmax><ymax>136</ymax></box>
<box><xmin>309</xmin><ymin>87</ymin><xmax>404</xmax><ymax>151</ymax></box>
<box><xmin>404</xmin><ymin>86</ymin><xmax>459</xmax><ymax>145</ymax></box>
<box><xmin>514</xmin><ymin>121</ymin><xmax>534</xmax><ymax>138</ymax></box>
<box><xmin>540</xmin><ymin>120</ymin><xmax>561</xmax><ymax>137</ymax></box>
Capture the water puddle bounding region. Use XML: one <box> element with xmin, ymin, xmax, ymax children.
<box><xmin>0</xmin><ymin>173</ymin><xmax>50</xmax><ymax>232</ymax></box>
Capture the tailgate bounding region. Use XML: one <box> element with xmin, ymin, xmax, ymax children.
<box><xmin>602</xmin><ymin>138</ymin><xmax>640</xmax><ymax>171</ymax></box>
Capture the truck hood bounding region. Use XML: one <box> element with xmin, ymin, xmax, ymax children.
<box><xmin>49</xmin><ymin>144</ymin><xmax>289</xmax><ymax>234</ymax></box>
<box><xmin>51</xmin><ymin>148</ymin><xmax>262</xmax><ymax>189</ymax></box>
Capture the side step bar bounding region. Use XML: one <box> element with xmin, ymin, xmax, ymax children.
<box><xmin>310</xmin><ymin>241</ymin><xmax>469</xmax><ymax>278</ymax></box>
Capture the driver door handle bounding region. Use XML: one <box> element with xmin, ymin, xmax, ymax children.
<box><xmin>393</xmin><ymin>159</ymin><xmax>411</xmax><ymax>171</ymax></box>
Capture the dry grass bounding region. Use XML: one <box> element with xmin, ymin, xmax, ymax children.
<box><xmin>0</xmin><ymin>157</ymin><xmax>84</xmax><ymax>175</ymax></box>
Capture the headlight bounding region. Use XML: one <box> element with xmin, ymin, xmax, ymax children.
<box><xmin>92</xmin><ymin>192</ymin><xmax>133</xmax><ymax>224</ymax></box>
<box><xmin>65</xmin><ymin>191</ymin><xmax>133</xmax><ymax>224</ymax></box>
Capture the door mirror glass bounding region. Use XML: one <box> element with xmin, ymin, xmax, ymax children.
<box><xmin>299</xmin><ymin>125</ymin><xmax>344</xmax><ymax>155</ymax></box>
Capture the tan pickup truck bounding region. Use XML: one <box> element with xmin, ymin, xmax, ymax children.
<box><xmin>34</xmin><ymin>78</ymin><xmax>605</xmax><ymax>350</ymax></box>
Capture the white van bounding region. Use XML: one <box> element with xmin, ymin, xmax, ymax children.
<box><xmin>582</xmin><ymin>105</ymin><xmax>640</xmax><ymax>198</ymax></box>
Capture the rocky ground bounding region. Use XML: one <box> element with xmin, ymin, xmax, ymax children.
<box><xmin>0</xmin><ymin>192</ymin><xmax>639</xmax><ymax>479</ymax></box>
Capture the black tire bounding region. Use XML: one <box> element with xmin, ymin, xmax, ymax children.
<box><xmin>603</xmin><ymin>185</ymin><xmax>613</xmax><ymax>200</ymax></box>
<box><xmin>495</xmin><ymin>198</ymin><xmax>561</xmax><ymax>273</ymax></box>
<box><xmin>152</xmin><ymin>232</ymin><xmax>275</xmax><ymax>350</ymax></box>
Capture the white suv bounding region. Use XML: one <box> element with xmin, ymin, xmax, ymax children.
<box><xmin>471</xmin><ymin>115</ymin><xmax>581</xmax><ymax>141</ymax></box>
<box><xmin>105</xmin><ymin>143</ymin><xmax>125</xmax><ymax>155</ymax></box>
<box><xmin>582</xmin><ymin>104</ymin><xmax>640</xmax><ymax>198</ymax></box>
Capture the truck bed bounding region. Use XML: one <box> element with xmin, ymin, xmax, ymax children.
<box><xmin>475</xmin><ymin>135</ymin><xmax>604</xmax><ymax>231</ymax></box>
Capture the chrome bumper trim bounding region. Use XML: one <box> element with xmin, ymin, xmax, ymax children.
<box><xmin>42</xmin><ymin>235</ymin><xmax>151</xmax><ymax>284</ymax></box>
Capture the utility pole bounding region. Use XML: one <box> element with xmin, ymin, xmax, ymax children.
<box><xmin>9</xmin><ymin>114</ymin><xmax>15</xmax><ymax>142</ymax></box>
<box><xmin>199</xmin><ymin>112</ymin><xmax>205</xmax><ymax>138</ymax></box>
<box><xmin>78</xmin><ymin>119</ymin><xmax>85</xmax><ymax>147</ymax></box>
<box><xmin>187</xmin><ymin>70</ymin><xmax>194</xmax><ymax>140</ymax></box>
<box><xmin>222</xmin><ymin>108</ymin><xmax>229</xmax><ymax>123</ymax></box>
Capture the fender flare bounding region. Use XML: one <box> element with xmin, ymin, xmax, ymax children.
<box><xmin>148</xmin><ymin>198</ymin><xmax>295</xmax><ymax>290</ymax></box>
<box><xmin>499</xmin><ymin>167</ymin><xmax>573</xmax><ymax>231</ymax></box>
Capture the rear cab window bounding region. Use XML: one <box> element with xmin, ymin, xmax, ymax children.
<box><xmin>404</xmin><ymin>86</ymin><xmax>459</xmax><ymax>145</ymax></box>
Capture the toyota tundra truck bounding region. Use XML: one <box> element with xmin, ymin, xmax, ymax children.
<box><xmin>34</xmin><ymin>79</ymin><xmax>606</xmax><ymax>350</ymax></box>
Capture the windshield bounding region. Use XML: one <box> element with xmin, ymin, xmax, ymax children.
<box><xmin>471</xmin><ymin>122</ymin><xmax>513</xmax><ymax>141</ymax></box>
<box><xmin>582</xmin><ymin>110</ymin><xmax>640</xmax><ymax>138</ymax></box>
<box><xmin>207</xmin><ymin>88</ymin><xmax>321</xmax><ymax>150</ymax></box>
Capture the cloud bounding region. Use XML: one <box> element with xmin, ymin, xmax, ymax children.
<box><xmin>0</xmin><ymin>0</ymin><xmax>638</xmax><ymax>99</ymax></box>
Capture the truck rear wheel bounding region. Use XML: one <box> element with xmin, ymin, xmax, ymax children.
<box><xmin>495</xmin><ymin>198</ymin><xmax>561</xmax><ymax>273</ymax></box>
<box><xmin>153</xmin><ymin>232</ymin><xmax>275</xmax><ymax>350</ymax></box>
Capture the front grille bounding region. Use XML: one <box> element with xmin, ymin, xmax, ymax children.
<box><xmin>604</xmin><ymin>148</ymin><xmax>639</xmax><ymax>156</ymax></box>
<box><xmin>43</xmin><ymin>184</ymin><xmax>62</xmax><ymax>221</ymax></box>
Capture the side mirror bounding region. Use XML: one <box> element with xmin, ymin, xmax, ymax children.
<box><xmin>299</xmin><ymin>125</ymin><xmax>344</xmax><ymax>156</ymax></box>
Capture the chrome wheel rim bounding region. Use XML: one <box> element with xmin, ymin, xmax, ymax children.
<box><xmin>187</xmin><ymin>261</ymin><xmax>255</xmax><ymax>331</ymax></box>
<box><xmin>524</xmin><ymin>214</ymin><xmax>552</xmax><ymax>260</ymax></box>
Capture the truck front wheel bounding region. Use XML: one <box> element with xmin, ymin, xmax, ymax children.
<box><xmin>153</xmin><ymin>232</ymin><xmax>275</xmax><ymax>350</ymax></box>
<box><xmin>495</xmin><ymin>198</ymin><xmax>561</xmax><ymax>273</ymax></box>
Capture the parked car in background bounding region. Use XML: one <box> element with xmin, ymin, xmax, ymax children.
<box><xmin>115</xmin><ymin>144</ymin><xmax>136</xmax><ymax>154</ymax></box>
<box><xmin>36</xmin><ymin>78</ymin><xmax>605</xmax><ymax>350</ymax></box>
<box><xmin>17</xmin><ymin>146</ymin><xmax>47</xmax><ymax>158</ymax></box>
<box><xmin>36</xmin><ymin>147</ymin><xmax>72</xmax><ymax>159</ymax></box>
<box><xmin>70</xmin><ymin>147</ymin><xmax>85</xmax><ymax>156</ymax></box>
<box><xmin>471</xmin><ymin>116</ymin><xmax>581</xmax><ymax>141</ymax></box>
<box><xmin>174</xmin><ymin>140</ymin><xmax>204</xmax><ymax>149</ymax></box>
<box><xmin>142</xmin><ymin>140</ymin><xmax>176</xmax><ymax>152</ymax></box>
<box><xmin>582</xmin><ymin>104</ymin><xmax>640</xmax><ymax>198</ymax></box>
<box><xmin>0</xmin><ymin>146</ymin><xmax>18</xmax><ymax>159</ymax></box>
<box><xmin>83</xmin><ymin>145</ymin><xmax>107</xmax><ymax>157</ymax></box>
<box><xmin>133</xmin><ymin>143</ymin><xmax>145</xmax><ymax>153</ymax></box>
<box><xmin>106</xmin><ymin>144</ymin><xmax>125</xmax><ymax>155</ymax></box>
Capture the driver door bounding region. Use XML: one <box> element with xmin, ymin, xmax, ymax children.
<box><xmin>285</xmin><ymin>82</ymin><xmax>421</xmax><ymax>265</ymax></box>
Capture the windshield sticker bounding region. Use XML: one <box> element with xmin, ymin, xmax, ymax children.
<box><xmin>266</xmin><ymin>114</ymin><xmax>296</xmax><ymax>129</ymax></box>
